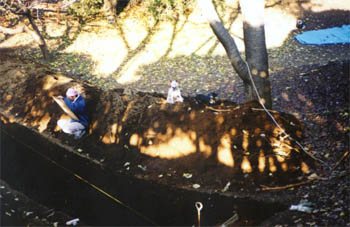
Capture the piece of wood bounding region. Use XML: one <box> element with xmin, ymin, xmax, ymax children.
<box><xmin>329</xmin><ymin>151</ymin><xmax>349</xmax><ymax>174</ymax></box>
<box><xmin>52</xmin><ymin>96</ymin><xmax>79</xmax><ymax>121</ymax></box>
<box><xmin>206</xmin><ymin>106</ymin><xmax>240</xmax><ymax>112</ymax></box>
<box><xmin>260</xmin><ymin>179</ymin><xmax>315</xmax><ymax>191</ymax></box>
<box><xmin>251</xmin><ymin>107</ymin><xmax>279</xmax><ymax>113</ymax></box>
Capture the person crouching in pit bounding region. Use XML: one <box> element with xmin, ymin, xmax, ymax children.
<box><xmin>57</xmin><ymin>88</ymin><xmax>88</xmax><ymax>139</ymax></box>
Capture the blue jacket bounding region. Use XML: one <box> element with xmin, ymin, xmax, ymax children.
<box><xmin>64</xmin><ymin>95</ymin><xmax>88</xmax><ymax>127</ymax></box>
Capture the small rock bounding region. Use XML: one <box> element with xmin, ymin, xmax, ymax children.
<box><xmin>25</xmin><ymin>211</ymin><xmax>34</xmax><ymax>216</ymax></box>
<box><xmin>183</xmin><ymin>173</ymin><xmax>192</xmax><ymax>179</ymax></box>
<box><xmin>193</xmin><ymin>184</ymin><xmax>200</xmax><ymax>189</ymax></box>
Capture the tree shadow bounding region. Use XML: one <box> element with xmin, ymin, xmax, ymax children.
<box><xmin>106</xmin><ymin>2</ymin><xmax>244</xmax><ymax>81</ymax></box>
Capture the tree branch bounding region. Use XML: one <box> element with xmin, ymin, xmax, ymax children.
<box><xmin>329</xmin><ymin>151</ymin><xmax>349</xmax><ymax>174</ymax></box>
<box><xmin>30</xmin><ymin>7</ymin><xmax>68</xmax><ymax>13</ymax></box>
<box><xmin>198</xmin><ymin>0</ymin><xmax>250</xmax><ymax>84</ymax></box>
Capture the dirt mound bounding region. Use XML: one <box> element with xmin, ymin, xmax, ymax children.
<box><xmin>0</xmin><ymin>53</ymin><xmax>318</xmax><ymax>194</ymax></box>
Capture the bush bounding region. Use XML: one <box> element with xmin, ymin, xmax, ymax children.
<box><xmin>146</xmin><ymin>0</ymin><xmax>195</xmax><ymax>20</ymax></box>
<box><xmin>68</xmin><ymin>0</ymin><xmax>104</xmax><ymax>21</ymax></box>
<box><xmin>67</xmin><ymin>0</ymin><xmax>225</xmax><ymax>22</ymax></box>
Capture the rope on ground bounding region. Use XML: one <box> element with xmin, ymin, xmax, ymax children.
<box><xmin>3</xmin><ymin>130</ymin><xmax>158</xmax><ymax>226</ymax></box>
<box><xmin>243</xmin><ymin>60</ymin><xmax>329</xmax><ymax>168</ymax></box>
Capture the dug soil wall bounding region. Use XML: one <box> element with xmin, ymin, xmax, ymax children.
<box><xmin>0</xmin><ymin>55</ymin><xmax>320</xmax><ymax>225</ymax></box>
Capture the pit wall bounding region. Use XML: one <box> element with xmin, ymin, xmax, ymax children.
<box><xmin>0</xmin><ymin>62</ymin><xmax>299</xmax><ymax>225</ymax></box>
<box><xmin>1</xmin><ymin>119</ymin><xmax>287</xmax><ymax>226</ymax></box>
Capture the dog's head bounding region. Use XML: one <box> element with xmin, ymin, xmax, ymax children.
<box><xmin>208</xmin><ymin>92</ymin><xmax>218</xmax><ymax>98</ymax></box>
<box><xmin>208</xmin><ymin>92</ymin><xmax>218</xmax><ymax>104</ymax></box>
<box><xmin>170</xmin><ymin>80</ymin><xmax>179</xmax><ymax>89</ymax></box>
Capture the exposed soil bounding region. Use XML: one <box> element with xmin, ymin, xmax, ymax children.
<box><xmin>1</xmin><ymin>0</ymin><xmax>350</xmax><ymax>226</ymax></box>
<box><xmin>0</xmin><ymin>51</ymin><xmax>316</xmax><ymax>190</ymax></box>
<box><xmin>1</xmin><ymin>48</ymin><xmax>349</xmax><ymax>227</ymax></box>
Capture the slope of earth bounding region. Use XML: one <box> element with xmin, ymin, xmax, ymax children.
<box><xmin>0</xmin><ymin>50</ymin><xmax>316</xmax><ymax>192</ymax></box>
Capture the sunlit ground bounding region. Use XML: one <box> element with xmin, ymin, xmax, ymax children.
<box><xmin>62</xmin><ymin>6</ymin><xmax>296</xmax><ymax>82</ymax></box>
<box><xmin>64</xmin><ymin>0</ymin><xmax>349</xmax><ymax>83</ymax></box>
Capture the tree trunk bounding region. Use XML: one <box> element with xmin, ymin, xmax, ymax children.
<box><xmin>198</xmin><ymin>0</ymin><xmax>272</xmax><ymax>108</ymax></box>
<box><xmin>239</xmin><ymin>0</ymin><xmax>271</xmax><ymax>107</ymax></box>
<box><xmin>26</xmin><ymin>12</ymin><xmax>52</xmax><ymax>61</ymax></box>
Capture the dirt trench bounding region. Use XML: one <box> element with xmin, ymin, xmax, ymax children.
<box><xmin>2</xmin><ymin>122</ymin><xmax>290</xmax><ymax>226</ymax></box>
<box><xmin>0</xmin><ymin>55</ymin><xmax>320</xmax><ymax>225</ymax></box>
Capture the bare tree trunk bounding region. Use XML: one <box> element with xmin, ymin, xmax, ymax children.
<box><xmin>198</xmin><ymin>0</ymin><xmax>272</xmax><ymax>108</ymax></box>
<box><xmin>26</xmin><ymin>12</ymin><xmax>51</xmax><ymax>61</ymax></box>
<box><xmin>239</xmin><ymin>0</ymin><xmax>271</xmax><ymax>107</ymax></box>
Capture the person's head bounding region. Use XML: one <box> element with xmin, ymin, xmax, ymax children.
<box><xmin>66</xmin><ymin>88</ymin><xmax>78</xmax><ymax>101</ymax></box>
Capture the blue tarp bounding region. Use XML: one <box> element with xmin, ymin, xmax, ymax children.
<box><xmin>295</xmin><ymin>25</ymin><xmax>350</xmax><ymax>45</ymax></box>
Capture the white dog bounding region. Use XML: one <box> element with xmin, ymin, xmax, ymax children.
<box><xmin>166</xmin><ymin>80</ymin><xmax>184</xmax><ymax>104</ymax></box>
